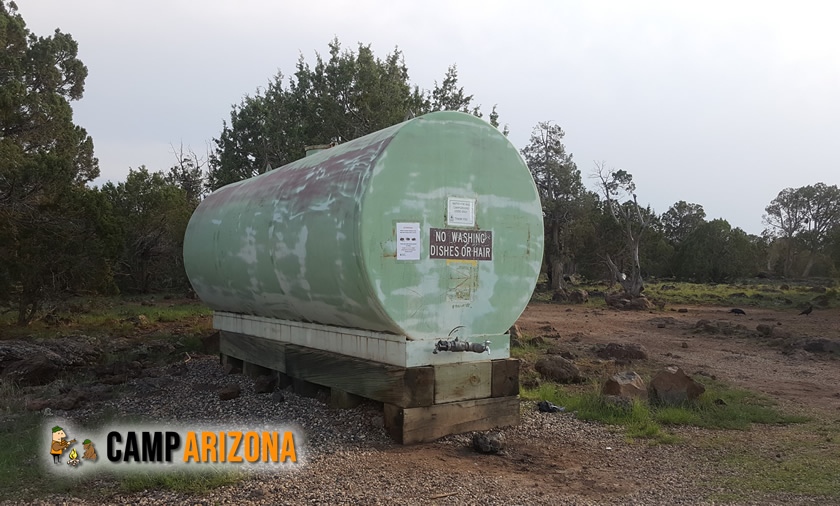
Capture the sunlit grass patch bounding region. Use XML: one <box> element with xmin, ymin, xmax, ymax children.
<box><xmin>119</xmin><ymin>469</ymin><xmax>244</xmax><ymax>494</ymax></box>
<box><xmin>521</xmin><ymin>376</ymin><xmax>807</xmax><ymax>445</ymax></box>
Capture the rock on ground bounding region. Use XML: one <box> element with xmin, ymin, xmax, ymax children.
<box><xmin>254</xmin><ymin>374</ymin><xmax>278</xmax><ymax>394</ymax></box>
<box><xmin>472</xmin><ymin>432</ymin><xmax>505</xmax><ymax>454</ymax></box>
<box><xmin>594</xmin><ymin>343</ymin><xmax>649</xmax><ymax>361</ymax></box>
<box><xmin>1</xmin><ymin>356</ymin><xmax>61</xmax><ymax>386</ymax></box>
<box><xmin>791</xmin><ymin>338</ymin><xmax>840</xmax><ymax>354</ymax></box>
<box><xmin>606</xmin><ymin>293</ymin><xmax>655</xmax><ymax>310</ymax></box>
<box><xmin>650</xmin><ymin>366</ymin><xmax>705</xmax><ymax>404</ymax></box>
<box><xmin>756</xmin><ymin>324</ymin><xmax>773</xmax><ymax>337</ymax></box>
<box><xmin>218</xmin><ymin>384</ymin><xmax>241</xmax><ymax>400</ymax></box>
<box><xmin>535</xmin><ymin>356</ymin><xmax>582</xmax><ymax>383</ymax></box>
<box><xmin>568</xmin><ymin>289</ymin><xmax>589</xmax><ymax>304</ymax></box>
<box><xmin>602</xmin><ymin>371</ymin><xmax>648</xmax><ymax>400</ymax></box>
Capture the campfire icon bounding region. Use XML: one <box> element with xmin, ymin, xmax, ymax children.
<box><xmin>66</xmin><ymin>448</ymin><xmax>81</xmax><ymax>467</ymax></box>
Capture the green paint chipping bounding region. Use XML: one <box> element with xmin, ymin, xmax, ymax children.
<box><xmin>184</xmin><ymin>111</ymin><xmax>544</xmax><ymax>340</ymax></box>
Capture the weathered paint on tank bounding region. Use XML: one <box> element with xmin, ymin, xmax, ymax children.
<box><xmin>184</xmin><ymin>111</ymin><xmax>543</xmax><ymax>340</ymax></box>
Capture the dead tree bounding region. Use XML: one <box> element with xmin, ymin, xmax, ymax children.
<box><xmin>593</xmin><ymin>162</ymin><xmax>650</xmax><ymax>297</ymax></box>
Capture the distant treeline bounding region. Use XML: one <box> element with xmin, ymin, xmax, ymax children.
<box><xmin>1</xmin><ymin>3</ymin><xmax>838</xmax><ymax>324</ymax></box>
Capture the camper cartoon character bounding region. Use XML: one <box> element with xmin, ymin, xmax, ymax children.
<box><xmin>82</xmin><ymin>439</ymin><xmax>97</xmax><ymax>461</ymax></box>
<box><xmin>50</xmin><ymin>426</ymin><xmax>76</xmax><ymax>464</ymax></box>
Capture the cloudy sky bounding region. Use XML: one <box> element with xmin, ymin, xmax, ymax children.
<box><xmin>21</xmin><ymin>0</ymin><xmax>840</xmax><ymax>234</ymax></box>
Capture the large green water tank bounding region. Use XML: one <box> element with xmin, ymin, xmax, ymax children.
<box><xmin>184</xmin><ymin>111</ymin><xmax>543</xmax><ymax>340</ymax></box>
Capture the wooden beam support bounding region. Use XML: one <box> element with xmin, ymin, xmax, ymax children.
<box><xmin>384</xmin><ymin>396</ymin><xmax>520</xmax><ymax>445</ymax></box>
<box><xmin>293</xmin><ymin>378</ymin><xmax>325</xmax><ymax>399</ymax></box>
<box><xmin>491</xmin><ymin>358</ymin><xmax>520</xmax><ymax>398</ymax></box>
<box><xmin>434</xmin><ymin>361</ymin><xmax>492</xmax><ymax>403</ymax></box>
<box><xmin>243</xmin><ymin>361</ymin><xmax>272</xmax><ymax>379</ymax></box>
<box><xmin>221</xmin><ymin>354</ymin><xmax>243</xmax><ymax>374</ymax></box>
<box><xmin>284</xmin><ymin>344</ymin><xmax>434</xmax><ymax>408</ymax></box>
<box><xmin>220</xmin><ymin>331</ymin><xmax>286</xmax><ymax>372</ymax></box>
<box><xmin>330</xmin><ymin>387</ymin><xmax>364</xmax><ymax>409</ymax></box>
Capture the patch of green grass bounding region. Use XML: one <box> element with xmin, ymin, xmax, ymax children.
<box><xmin>521</xmin><ymin>383</ymin><xmax>678</xmax><ymax>444</ymax></box>
<box><xmin>638</xmin><ymin>281</ymin><xmax>833</xmax><ymax>310</ymax></box>
<box><xmin>0</xmin><ymin>296</ymin><xmax>212</xmax><ymax>340</ymax></box>
<box><xmin>530</xmin><ymin>280</ymin><xmax>837</xmax><ymax>311</ymax></box>
<box><xmin>522</xmin><ymin>377</ymin><xmax>807</xmax><ymax>444</ymax></box>
<box><xmin>681</xmin><ymin>378</ymin><xmax>810</xmax><ymax>430</ymax></box>
<box><xmin>0</xmin><ymin>412</ymin><xmax>79</xmax><ymax>500</ymax></box>
<box><xmin>119</xmin><ymin>469</ymin><xmax>243</xmax><ymax>494</ymax></box>
<box><xmin>707</xmin><ymin>419</ymin><xmax>840</xmax><ymax>500</ymax></box>
<box><xmin>718</xmin><ymin>444</ymin><xmax>840</xmax><ymax>497</ymax></box>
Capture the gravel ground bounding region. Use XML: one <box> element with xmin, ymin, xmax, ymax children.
<box><xmin>4</xmin><ymin>355</ymin><xmax>835</xmax><ymax>505</ymax></box>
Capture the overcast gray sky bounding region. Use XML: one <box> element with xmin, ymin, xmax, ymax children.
<box><xmin>21</xmin><ymin>0</ymin><xmax>840</xmax><ymax>235</ymax></box>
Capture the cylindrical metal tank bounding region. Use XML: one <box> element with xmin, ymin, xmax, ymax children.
<box><xmin>184</xmin><ymin>111</ymin><xmax>543</xmax><ymax>340</ymax></box>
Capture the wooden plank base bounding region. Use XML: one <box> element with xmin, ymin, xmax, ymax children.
<box><xmin>434</xmin><ymin>361</ymin><xmax>492</xmax><ymax>404</ymax></box>
<box><xmin>491</xmin><ymin>358</ymin><xmax>520</xmax><ymax>398</ymax></box>
<box><xmin>384</xmin><ymin>396</ymin><xmax>520</xmax><ymax>444</ymax></box>
<box><xmin>330</xmin><ymin>388</ymin><xmax>365</xmax><ymax>409</ymax></box>
<box><xmin>220</xmin><ymin>331</ymin><xmax>521</xmax><ymax>444</ymax></box>
<box><xmin>285</xmin><ymin>344</ymin><xmax>434</xmax><ymax>408</ymax></box>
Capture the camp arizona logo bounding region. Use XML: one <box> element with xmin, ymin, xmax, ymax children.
<box><xmin>44</xmin><ymin>420</ymin><xmax>303</xmax><ymax>474</ymax></box>
<box><xmin>108</xmin><ymin>430</ymin><xmax>296</xmax><ymax>463</ymax></box>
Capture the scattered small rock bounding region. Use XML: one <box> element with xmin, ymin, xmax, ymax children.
<box><xmin>606</xmin><ymin>293</ymin><xmax>655</xmax><ymax>310</ymax></box>
<box><xmin>681</xmin><ymin>342</ymin><xmax>689</xmax><ymax>348</ymax></box>
<box><xmin>26</xmin><ymin>399</ymin><xmax>51</xmax><ymax>411</ymax></box>
<box><xmin>756</xmin><ymin>324</ymin><xmax>774</xmax><ymax>337</ymax></box>
<box><xmin>594</xmin><ymin>343</ymin><xmax>649</xmax><ymax>361</ymax></box>
<box><xmin>546</xmin><ymin>347</ymin><xmax>576</xmax><ymax>360</ymax></box>
<box><xmin>535</xmin><ymin>356</ymin><xmax>583</xmax><ymax>383</ymax></box>
<box><xmin>218</xmin><ymin>384</ymin><xmax>241</xmax><ymax>401</ymax></box>
<box><xmin>650</xmin><ymin>366</ymin><xmax>706</xmax><ymax>404</ymax></box>
<box><xmin>254</xmin><ymin>374</ymin><xmax>278</xmax><ymax>394</ymax></box>
<box><xmin>271</xmin><ymin>390</ymin><xmax>286</xmax><ymax>403</ymax></box>
<box><xmin>167</xmin><ymin>363</ymin><xmax>188</xmax><ymax>376</ymax></box>
<box><xmin>552</xmin><ymin>291</ymin><xmax>568</xmax><ymax>302</ymax></box>
<box><xmin>791</xmin><ymin>338</ymin><xmax>840</xmax><ymax>355</ymax></box>
<box><xmin>472</xmin><ymin>432</ymin><xmax>506</xmax><ymax>454</ymax></box>
<box><xmin>602</xmin><ymin>371</ymin><xmax>648</xmax><ymax>400</ymax></box>
<box><xmin>1</xmin><ymin>356</ymin><xmax>62</xmax><ymax>386</ymax></box>
<box><xmin>126</xmin><ymin>315</ymin><xmax>149</xmax><ymax>326</ymax></box>
<box><xmin>678</xmin><ymin>308</ymin><xmax>689</xmax><ymax>313</ymax></box>
<box><xmin>568</xmin><ymin>289</ymin><xmax>589</xmax><ymax>304</ymax></box>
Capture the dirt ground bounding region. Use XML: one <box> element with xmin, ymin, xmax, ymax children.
<box><xmin>6</xmin><ymin>302</ymin><xmax>840</xmax><ymax>505</ymax></box>
<box><xmin>312</xmin><ymin>303</ymin><xmax>840</xmax><ymax>505</ymax></box>
<box><xmin>515</xmin><ymin>303</ymin><xmax>840</xmax><ymax>414</ymax></box>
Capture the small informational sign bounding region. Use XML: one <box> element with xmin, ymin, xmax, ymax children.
<box><xmin>396</xmin><ymin>222</ymin><xmax>421</xmax><ymax>260</ymax></box>
<box><xmin>430</xmin><ymin>228</ymin><xmax>492</xmax><ymax>261</ymax></box>
<box><xmin>447</xmin><ymin>197</ymin><xmax>476</xmax><ymax>227</ymax></box>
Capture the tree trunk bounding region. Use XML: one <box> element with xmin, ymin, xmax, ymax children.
<box><xmin>550</xmin><ymin>260</ymin><xmax>563</xmax><ymax>291</ymax></box>
<box><xmin>628</xmin><ymin>239</ymin><xmax>644</xmax><ymax>297</ymax></box>
<box><xmin>17</xmin><ymin>296</ymin><xmax>37</xmax><ymax>326</ymax></box>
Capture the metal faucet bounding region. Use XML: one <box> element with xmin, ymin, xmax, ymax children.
<box><xmin>432</xmin><ymin>337</ymin><xmax>491</xmax><ymax>354</ymax></box>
